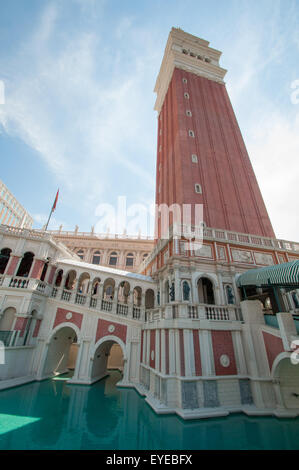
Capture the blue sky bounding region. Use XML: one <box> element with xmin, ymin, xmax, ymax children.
<box><xmin>0</xmin><ymin>0</ymin><xmax>298</xmax><ymax>240</ymax></box>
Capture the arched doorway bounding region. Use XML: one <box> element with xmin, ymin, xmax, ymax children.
<box><xmin>42</xmin><ymin>326</ymin><xmax>79</xmax><ymax>379</ymax></box>
<box><xmin>0</xmin><ymin>248</ymin><xmax>11</xmax><ymax>274</ymax></box>
<box><xmin>145</xmin><ymin>289</ymin><xmax>155</xmax><ymax>309</ymax></box>
<box><xmin>273</xmin><ymin>357</ymin><xmax>299</xmax><ymax>409</ymax></box>
<box><xmin>197</xmin><ymin>277</ymin><xmax>215</xmax><ymax>304</ymax></box>
<box><xmin>16</xmin><ymin>252</ymin><xmax>34</xmax><ymax>277</ymax></box>
<box><xmin>90</xmin><ymin>338</ymin><xmax>125</xmax><ymax>384</ymax></box>
<box><xmin>64</xmin><ymin>270</ymin><xmax>77</xmax><ymax>290</ymax></box>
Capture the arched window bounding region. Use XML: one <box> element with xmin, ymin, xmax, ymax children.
<box><xmin>55</xmin><ymin>269</ymin><xmax>63</xmax><ymax>287</ymax></box>
<box><xmin>0</xmin><ymin>248</ymin><xmax>11</xmax><ymax>274</ymax></box>
<box><xmin>118</xmin><ymin>281</ymin><xmax>130</xmax><ymax>303</ymax></box>
<box><xmin>145</xmin><ymin>289</ymin><xmax>155</xmax><ymax>309</ymax></box>
<box><xmin>143</xmin><ymin>253</ymin><xmax>148</xmax><ymax>259</ymax></box>
<box><xmin>0</xmin><ymin>307</ymin><xmax>16</xmax><ymax>331</ymax></box>
<box><xmin>126</xmin><ymin>253</ymin><xmax>134</xmax><ymax>267</ymax></box>
<box><xmin>92</xmin><ymin>251</ymin><xmax>101</xmax><ymax>265</ymax></box>
<box><xmin>109</xmin><ymin>252</ymin><xmax>118</xmax><ymax>266</ymax></box>
<box><xmin>77</xmin><ymin>250</ymin><xmax>84</xmax><ymax>260</ymax></box>
<box><xmin>197</xmin><ymin>277</ymin><xmax>215</xmax><ymax>305</ymax></box>
<box><xmin>16</xmin><ymin>252</ymin><xmax>34</xmax><ymax>277</ymax></box>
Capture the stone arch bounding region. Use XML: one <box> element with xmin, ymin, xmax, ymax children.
<box><xmin>103</xmin><ymin>277</ymin><xmax>115</xmax><ymax>300</ymax></box>
<box><xmin>272</xmin><ymin>353</ymin><xmax>299</xmax><ymax>409</ymax></box>
<box><xmin>145</xmin><ymin>288</ymin><xmax>155</xmax><ymax>309</ymax></box>
<box><xmin>64</xmin><ymin>269</ymin><xmax>77</xmax><ymax>290</ymax></box>
<box><xmin>89</xmin><ymin>335</ymin><xmax>127</xmax><ymax>384</ymax></box>
<box><xmin>16</xmin><ymin>251</ymin><xmax>34</xmax><ymax>277</ymax></box>
<box><xmin>0</xmin><ymin>306</ymin><xmax>16</xmax><ymax>331</ymax></box>
<box><xmin>91</xmin><ymin>277</ymin><xmax>101</xmax><ymax>295</ymax></box>
<box><xmin>77</xmin><ymin>272</ymin><xmax>90</xmax><ymax>293</ymax></box>
<box><xmin>54</xmin><ymin>269</ymin><xmax>63</xmax><ymax>287</ymax></box>
<box><xmin>41</xmin><ymin>323</ymin><xmax>81</xmax><ymax>379</ymax></box>
<box><xmin>196</xmin><ymin>273</ymin><xmax>218</xmax><ymax>305</ymax></box>
<box><xmin>118</xmin><ymin>280</ymin><xmax>130</xmax><ymax>304</ymax></box>
<box><xmin>133</xmin><ymin>286</ymin><xmax>142</xmax><ymax>306</ymax></box>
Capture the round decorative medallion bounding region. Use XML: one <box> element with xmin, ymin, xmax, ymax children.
<box><xmin>108</xmin><ymin>324</ymin><xmax>115</xmax><ymax>333</ymax></box>
<box><xmin>220</xmin><ymin>354</ymin><xmax>230</xmax><ymax>367</ymax></box>
<box><xmin>151</xmin><ymin>350</ymin><xmax>155</xmax><ymax>361</ymax></box>
<box><xmin>66</xmin><ymin>312</ymin><xmax>73</xmax><ymax>320</ymax></box>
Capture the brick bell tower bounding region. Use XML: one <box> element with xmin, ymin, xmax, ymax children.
<box><xmin>154</xmin><ymin>28</ymin><xmax>275</xmax><ymax>240</ymax></box>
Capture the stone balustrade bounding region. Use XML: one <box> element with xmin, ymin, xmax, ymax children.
<box><xmin>145</xmin><ymin>302</ymin><xmax>240</xmax><ymax>322</ymax></box>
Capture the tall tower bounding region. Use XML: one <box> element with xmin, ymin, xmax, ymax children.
<box><xmin>155</xmin><ymin>28</ymin><xmax>275</xmax><ymax>239</ymax></box>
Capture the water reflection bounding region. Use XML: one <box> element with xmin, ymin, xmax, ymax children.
<box><xmin>0</xmin><ymin>371</ymin><xmax>298</xmax><ymax>450</ymax></box>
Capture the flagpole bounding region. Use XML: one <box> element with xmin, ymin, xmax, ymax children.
<box><xmin>44</xmin><ymin>189</ymin><xmax>59</xmax><ymax>231</ymax></box>
<box><xmin>44</xmin><ymin>205</ymin><xmax>54</xmax><ymax>231</ymax></box>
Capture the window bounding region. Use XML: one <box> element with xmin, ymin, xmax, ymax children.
<box><xmin>126</xmin><ymin>253</ymin><xmax>134</xmax><ymax>267</ymax></box>
<box><xmin>186</xmin><ymin>110</ymin><xmax>192</xmax><ymax>117</ymax></box>
<box><xmin>184</xmin><ymin>92</ymin><xmax>189</xmax><ymax>99</ymax></box>
<box><xmin>191</xmin><ymin>154</ymin><xmax>198</xmax><ymax>163</ymax></box>
<box><xmin>109</xmin><ymin>252</ymin><xmax>118</xmax><ymax>266</ymax></box>
<box><xmin>182</xmin><ymin>78</ymin><xmax>187</xmax><ymax>84</ymax></box>
<box><xmin>195</xmin><ymin>183</ymin><xmax>202</xmax><ymax>194</ymax></box>
<box><xmin>188</xmin><ymin>130</ymin><xmax>195</xmax><ymax>138</ymax></box>
<box><xmin>92</xmin><ymin>251</ymin><xmax>101</xmax><ymax>264</ymax></box>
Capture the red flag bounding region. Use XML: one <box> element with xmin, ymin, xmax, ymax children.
<box><xmin>52</xmin><ymin>189</ymin><xmax>59</xmax><ymax>211</ymax></box>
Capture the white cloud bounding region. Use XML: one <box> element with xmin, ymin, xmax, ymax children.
<box><xmin>0</xmin><ymin>2</ymin><xmax>157</xmax><ymax>218</ymax></box>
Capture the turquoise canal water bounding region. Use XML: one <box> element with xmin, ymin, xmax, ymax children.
<box><xmin>0</xmin><ymin>370</ymin><xmax>299</xmax><ymax>450</ymax></box>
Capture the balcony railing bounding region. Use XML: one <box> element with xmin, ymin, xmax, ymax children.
<box><xmin>145</xmin><ymin>302</ymin><xmax>240</xmax><ymax>322</ymax></box>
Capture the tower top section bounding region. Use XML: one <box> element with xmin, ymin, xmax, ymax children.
<box><xmin>154</xmin><ymin>28</ymin><xmax>227</xmax><ymax>114</ymax></box>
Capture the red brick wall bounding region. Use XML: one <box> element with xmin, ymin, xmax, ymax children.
<box><xmin>53</xmin><ymin>308</ymin><xmax>83</xmax><ymax>330</ymax></box>
<box><xmin>193</xmin><ymin>330</ymin><xmax>202</xmax><ymax>376</ymax></box>
<box><xmin>150</xmin><ymin>330</ymin><xmax>156</xmax><ymax>369</ymax></box>
<box><xmin>211</xmin><ymin>330</ymin><xmax>237</xmax><ymax>375</ymax></box>
<box><xmin>95</xmin><ymin>318</ymin><xmax>127</xmax><ymax>344</ymax></box>
<box><xmin>155</xmin><ymin>67</ymin><xmax>275</xmax><ymax>238</ymax></box>
<box><xmin>179</xmin><ymin>329</ymin><xmax>185</xmax><ymax>376</ymax></box>
<box><xmin>262</xmin><ymin>331</ymin><xmax>284</xmax><ymax>371</ymax></box>
<box><xmin>6</xmin><ymin>256</ymin><xmax>20</xmax><ymax>276</ymax></box>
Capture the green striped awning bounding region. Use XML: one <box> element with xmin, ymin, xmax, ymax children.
<box><xmin>236</xmin><ymin>260</ymin><xmax>299</xmax><ymax>288</ymax></box>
